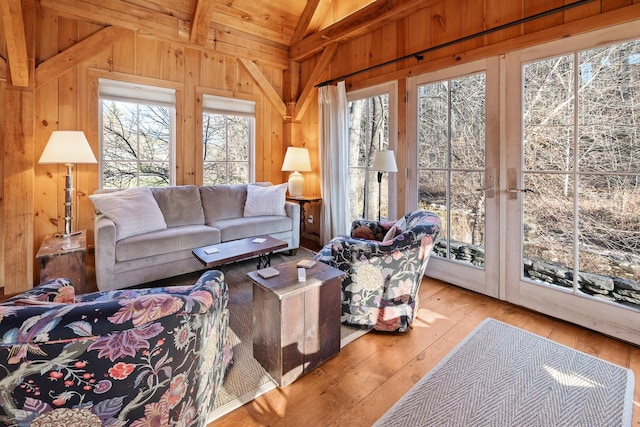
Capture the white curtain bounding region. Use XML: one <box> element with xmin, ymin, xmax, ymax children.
<box><xmin>318</xmin><ymin>81</ymin><xmax>350</xmax><ymax>245</ymax></box>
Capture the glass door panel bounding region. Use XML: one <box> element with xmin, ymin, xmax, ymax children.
<box><xmin>505</xmin><ymin>24</ymin><xmax>640</xmax><ymax>344</ymax></box>
<box><xmin>410</xmin><ymin>58</ymin><xmax>499</xmax><ymax>298</ymax></box>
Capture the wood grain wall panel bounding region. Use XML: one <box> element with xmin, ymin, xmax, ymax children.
<box><xmin>349</xmin><ymin>34</ymin><xmax>371</xmax><ymax>82</ymax></box>
<box><xmin>459</xmin><ymin>0</ymin><xmax>485</xmax><ymax>53</ymax></box>
<box><xmin>564</xmin><ymin>0</ymin><xmax>602</xmax><ymax>22</ymax></box>
<box><xmin>484</xmin><ymin>0</ymin><xmax>523</xmax><ymax>45</ymax></box>
<box><xmin>112</xmin><ymin>34</ymin><xmax>136</xmax><ymax>74</ymax></box>
<box><xmin>430</xmin><ymin>0</ymin><xmax>462</xmax><ymax>60</ymax></box>
<box><xmin>524</xmin><ymin>0</ymin><xmax>564</xmax><ymax>34</ymax></box>
<box><xmin>182</xmin><ymin>48</ymin><xmax>200</xmax><ymax>185</ymax></box>
<box><xmin>224</xmin><ymin>57</ymin><xmax>239</xmax><ymax>92</ymax></box>
<box><xmin>76</xmin><ymin>63</ymin><xmax>95</xmax><ymax>247</ymax></box>
<box><xmin>135</xmin><ymin>36</ymin><xmax>163</xmax><ymax>78</ymax></box>
<box><xmin>163</xmin><ymin>44</ymin><xmax>185</xmax><ymax>84</ymax></box>
<box><xmin>404</xmin><ymin>9</ymin><xmax>430</xmax><ymax>59</ymax></box>
<box><xmin>602</xmin><ymin>0</ymin><xmax>633</xmax><ymax>12</ymax></box>
<box><xmin>34</xmin><ymin>81</ymin><xmax>59</xmax><ymax>255</ymax></box>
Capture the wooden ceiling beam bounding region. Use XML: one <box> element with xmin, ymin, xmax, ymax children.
<box><xmin>291</xmin><ymin>0</ymin><xmax>321</xmax><ymax>45</ymax></box>
<box><xmin>238</xmin><ymin>58</ymin><xmax>287</xmax><ymax>118</ymax></box>
<box><xmin>294</xmin><ymin>42</ymin><xmax>338</xmax><ymax>120</ymax></box>
<box><xmin>40</xmin><ymin>0</ymin><xmax>289</xmax><ymax>68</ymax></box>
<box><xmin>190</xmin><ymin>0</ymin><xmax>216</xmax><ymax>45</ymax></box>
<box><xmin>290</xmin><ymin>0</ymin><xmax>439</xmax><ymax>61</ymax></box>
<box><xmin>35</xmin><ymin>26</ymin><xmax>134</xmax><ymax>89</ymax></box>
<box><xmin>0</xmin><ymin>0</ymin><xmax>29</xmax><ymax>87</ymax></box>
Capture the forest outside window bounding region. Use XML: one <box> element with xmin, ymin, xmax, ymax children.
<box><xmin>99</xmin><ymin>79</ymin><xmax>176</xmax><ymax>189</ymax></box>
<box><xmin>347</xmin><ymin>83</ymin><xmax>397</xmax><ymax>222</ymax></box>
<box><xmin>202</xmin><ymin>95</ymin><xmax>255</xmax><ymax>185</ymax></box>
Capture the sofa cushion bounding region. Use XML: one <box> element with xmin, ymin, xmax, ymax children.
<box><xmin>243</xmin><ymin>183</ymin><xmax>287</xmax><ymax>217</ymax></box>
<box><xmin>210</xmin><ymin>216</ymin><xmax>292</xmax><ymax>242</ymax></box>
<box><xmin>115</xmin><ymin>225</ymin><xmax>220</xmax><ymax>262</ymax></box>
<box><xmin>200</xmin><ymin>184</ymin><xmax>248</xmax><ymax>224</ymax></box>
<box><xmin>151</xmin><ymin>185</ymin><xmax>204</xmax><ymax>227</ymax></box>
<box><xmin>89</xmin><ymin>187</ymin><xmax>167</xmax><ymax>241</ymax></box>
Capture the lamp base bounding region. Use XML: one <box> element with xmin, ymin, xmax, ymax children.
<box><xmin>287</xmin><ymin>171</ymin><xmax>304</xmax><ymax>197</ymax></box>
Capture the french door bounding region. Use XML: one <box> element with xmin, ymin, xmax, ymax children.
<box><xmin>408</xmin><ymin>22</ymin><xmax>640</xmax><ymax>345</ymax></box>
<box><xmin>504</xmin><ymin>22</ymin><xmax>640</xmax><ymax>345</ymax></box>
<box><xmin>407</xmin><ymin>58</ymin><xmax>500</xmax><ymax>298</ymax></box>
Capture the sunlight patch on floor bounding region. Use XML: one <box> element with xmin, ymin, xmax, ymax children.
<box><xmin>543</xmin><ymin>365</ymin><xmax>602</xmax><ymax>388</ymax></box>
<box><xmin>414</xmin><ymin>308</ymin><xmax>448</xmax><ymax>327</ymax></box>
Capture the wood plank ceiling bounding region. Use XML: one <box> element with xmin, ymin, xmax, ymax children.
<box><xmin>0</xmin><ymin>0</ymin><xmax>429</xmax><ymax>87</ymax></box>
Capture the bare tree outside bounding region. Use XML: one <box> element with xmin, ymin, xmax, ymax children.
<box><xmin>416</xmin><ymin>38</ymin><xmax>639</xmax><ymax>309</ymax></box>
<box><xmin>417</xmin><ymin>73</ymin><xmax>487</xmax><ymax>263</ymax></box>
<box><xmin>202</xmin><ymin>112</ymin><xmax>250</xmax><ymax>185</ymax></box>
<box><xmin>102</xmin><ymin>100</ymin><xmax>171</xmax><ymax>188</ymax></box>
<box><xmin>522</xmin><ymin>39</ymin><xmax>640</xmax><ymax>289</ymax></box>
<box><xmin>348</xmin><ymin>94</ymin><xmax>390</xmax><ymax>222</ymax></box>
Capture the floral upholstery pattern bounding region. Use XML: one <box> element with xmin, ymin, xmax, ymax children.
<box><xmin>0</xmin><ymin>270</ymin><xmax>232</xmax><ymax>427</ymax></box>
<box><xmin>315</xmin><ymin>210</ymin><xmax>441</xmax><ymax>332</ymax></box>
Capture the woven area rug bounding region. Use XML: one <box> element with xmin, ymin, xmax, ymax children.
<box><xmin>203</xmin><ymin>248</ymin><xmax>367</xmax><ymax>422</ymax></box>
<box><xmin>375</xmin><ymin>318</ymin><xmax>635</xmax><ymax>427</ymax></box>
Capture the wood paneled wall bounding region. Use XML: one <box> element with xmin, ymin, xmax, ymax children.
<box><xmin>0</xmin><ymin>0</ymin><xmax>638</xmax><ymax>294</ymax></box>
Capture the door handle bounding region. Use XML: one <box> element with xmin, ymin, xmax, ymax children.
<box><xmin>508</xmin><ymin>188</ymin><xmax>534</xmax><ymax>193</ymax></box>
<box><xmin>507</xmin><ymin>168</ymin><xmax>534</xmax><ymax>199</ymax></box>
<box><xmin>476</xmin><ymin>167</ymin><xmax>495</xmax><ymax>199</ymax></box>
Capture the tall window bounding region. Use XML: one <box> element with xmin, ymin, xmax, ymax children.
<box><xmin>521</xmin><ymin>38</ymin><xmax>640</xmax><ymax>294</ymax></box>
<box><xmin>417</xmin><ymin>73</ymin><xmax>487</xmax><ymax>266</ymax></box>
<box><xmin>202</xmin><ymin>95</ymin><xmax>255</xmax><ymax>185</ymax></box>
<box><xmin>99</xmin><ymin>79</ymin><xmax>176</xmax><ymax>188</ymax></box>
<box><xmin>347</xmin><ymin>84</ymin><xmax>396</xmax><ymax>222</ymax></box>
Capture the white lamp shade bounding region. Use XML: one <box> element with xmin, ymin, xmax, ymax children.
<box><xmin>371</xmin><ymin>150</ymin><xmax>398</xmax><ymax>172</ymax></box>
<box><xmin>39</xmin><ymin>131</ymin><xmax>97</xmax><ymax>164</ymax></box>
<box><xmin>281</xmin><ymin>147</ymin><xmax>312</xmax><ymax>172</ymax></box>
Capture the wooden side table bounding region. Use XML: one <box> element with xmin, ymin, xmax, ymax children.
<box><xmin>36</xmin><ymin>230</ymin><xmax>87</xmax><ymax>294</ymax></box>
<box><xmin>248</xmin><ymin>260</ymin><xmax>345</xmax><ymax>387</ymax></box>
<box><xmin>286</xmin><ymin>195</ymin><xmax>321</xmax><ymax>233</ymax></box>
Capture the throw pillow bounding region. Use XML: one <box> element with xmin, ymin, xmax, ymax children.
<box><xmin>89</xmin><ymin>187</ymin><xmax>167</xmax><ymax>241</ymax></box>
<box><xmin>243</xmin><ymin>183</ymin><xmax>287</xmax><ymax>217</ymax></box>
<box><xmin>382</xmin><ymin>224</ymin><xmax>400</xmax><ymax>242</ymax></box>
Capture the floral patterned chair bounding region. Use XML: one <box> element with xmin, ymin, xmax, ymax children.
<box><xmin>0</xmin><ymin>269</ymin><xmax>232</xmax><ymax>427</ymax></box>
<box><xmin>314</xmin><ymin>210</ymin><xmax>441</xmax><ymax>332</ymax></box>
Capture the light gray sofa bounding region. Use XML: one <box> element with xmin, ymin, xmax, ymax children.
<box><xmin>91</xmin><ymin>183</ymin><xmax>300</xmax><ymax>291</ymax></box>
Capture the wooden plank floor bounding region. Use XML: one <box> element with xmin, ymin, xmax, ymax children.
<box><xmin>211</xmin><ymin>277</ymin><xmax>640</xmax><ymax>426</ymax></box>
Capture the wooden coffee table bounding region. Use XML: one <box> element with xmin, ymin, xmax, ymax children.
<box><xmin>192</xmin><ymin>235</ymin><xmax>287</xmax><ymax>269</ymax></box>
<box><xmin>248</xmin><ymin>260</ymin><xmax>346</xmax><ymax>387</ymax></box>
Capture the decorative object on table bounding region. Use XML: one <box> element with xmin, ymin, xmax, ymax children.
<box><xmin>38</xmin><ymin>130</ymin><xmax>97</xmax><ymax>237</ymax></box>
<box><xmin>281</xmin><ymin>146</ymin><xmax>312</xmax><ymax>197</ymax></box>
<box><xmin>374</xmin><ymin>318</ymin><xmax>635</xmax><ymax>427</ymax></box>
<box><xmin>0</xmin><ymin>270</ymin><xmax>232</xmax><ymax>427</ymax></box>
<box><xmin>371</xmin><ymin>149</ymin><xmax>398</xmax><ymax>221</ymax></box>
<box><xmin>314</xmin><ymin>210</ymin><xmax>441</xmax><ymax>332</ymax></box>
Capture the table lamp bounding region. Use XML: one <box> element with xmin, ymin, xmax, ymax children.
<box><xmin>39</xmin><ymin>131</ymin><xmax>98</xmax><ymax>237</ymax></box>
<box><xmin>371</xmin><ymin>149</ymin><xmax>398</xmax><ymax>221</ymax></box>
<box><xmin>281</xmin><ymin>147</ymin><xmax>311</xmax><ymax>197</ymax></box>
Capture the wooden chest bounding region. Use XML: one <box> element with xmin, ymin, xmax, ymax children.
<box><xmin>248</xmin><ymin>260</ymin><xmax>345</xmax><ymax>387</ymax></box>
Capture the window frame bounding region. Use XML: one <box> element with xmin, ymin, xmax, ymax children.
<box><xmin>98</xmin><ymin>78</ymin><xmax>177</xmax><ymax>188</ymax></box>
<box><xmin>347</xmin><ymin>81</ymin><xmax>398</xmax><ymax>221</ymax></box>
<box><xmin>201</xmin><ymin>94</ymin><xmax>256</xmax><ymax>185</ymax></box>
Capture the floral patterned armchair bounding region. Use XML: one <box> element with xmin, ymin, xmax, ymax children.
<box><xmin>314</xmin><ymin>210</ymin><xmax>441</xmax><ymax>332</ymax></box>
<box><xmin>0</xmin><ymin>270</ymin><xmax>232</xmax><ymax>426</ymax></box>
